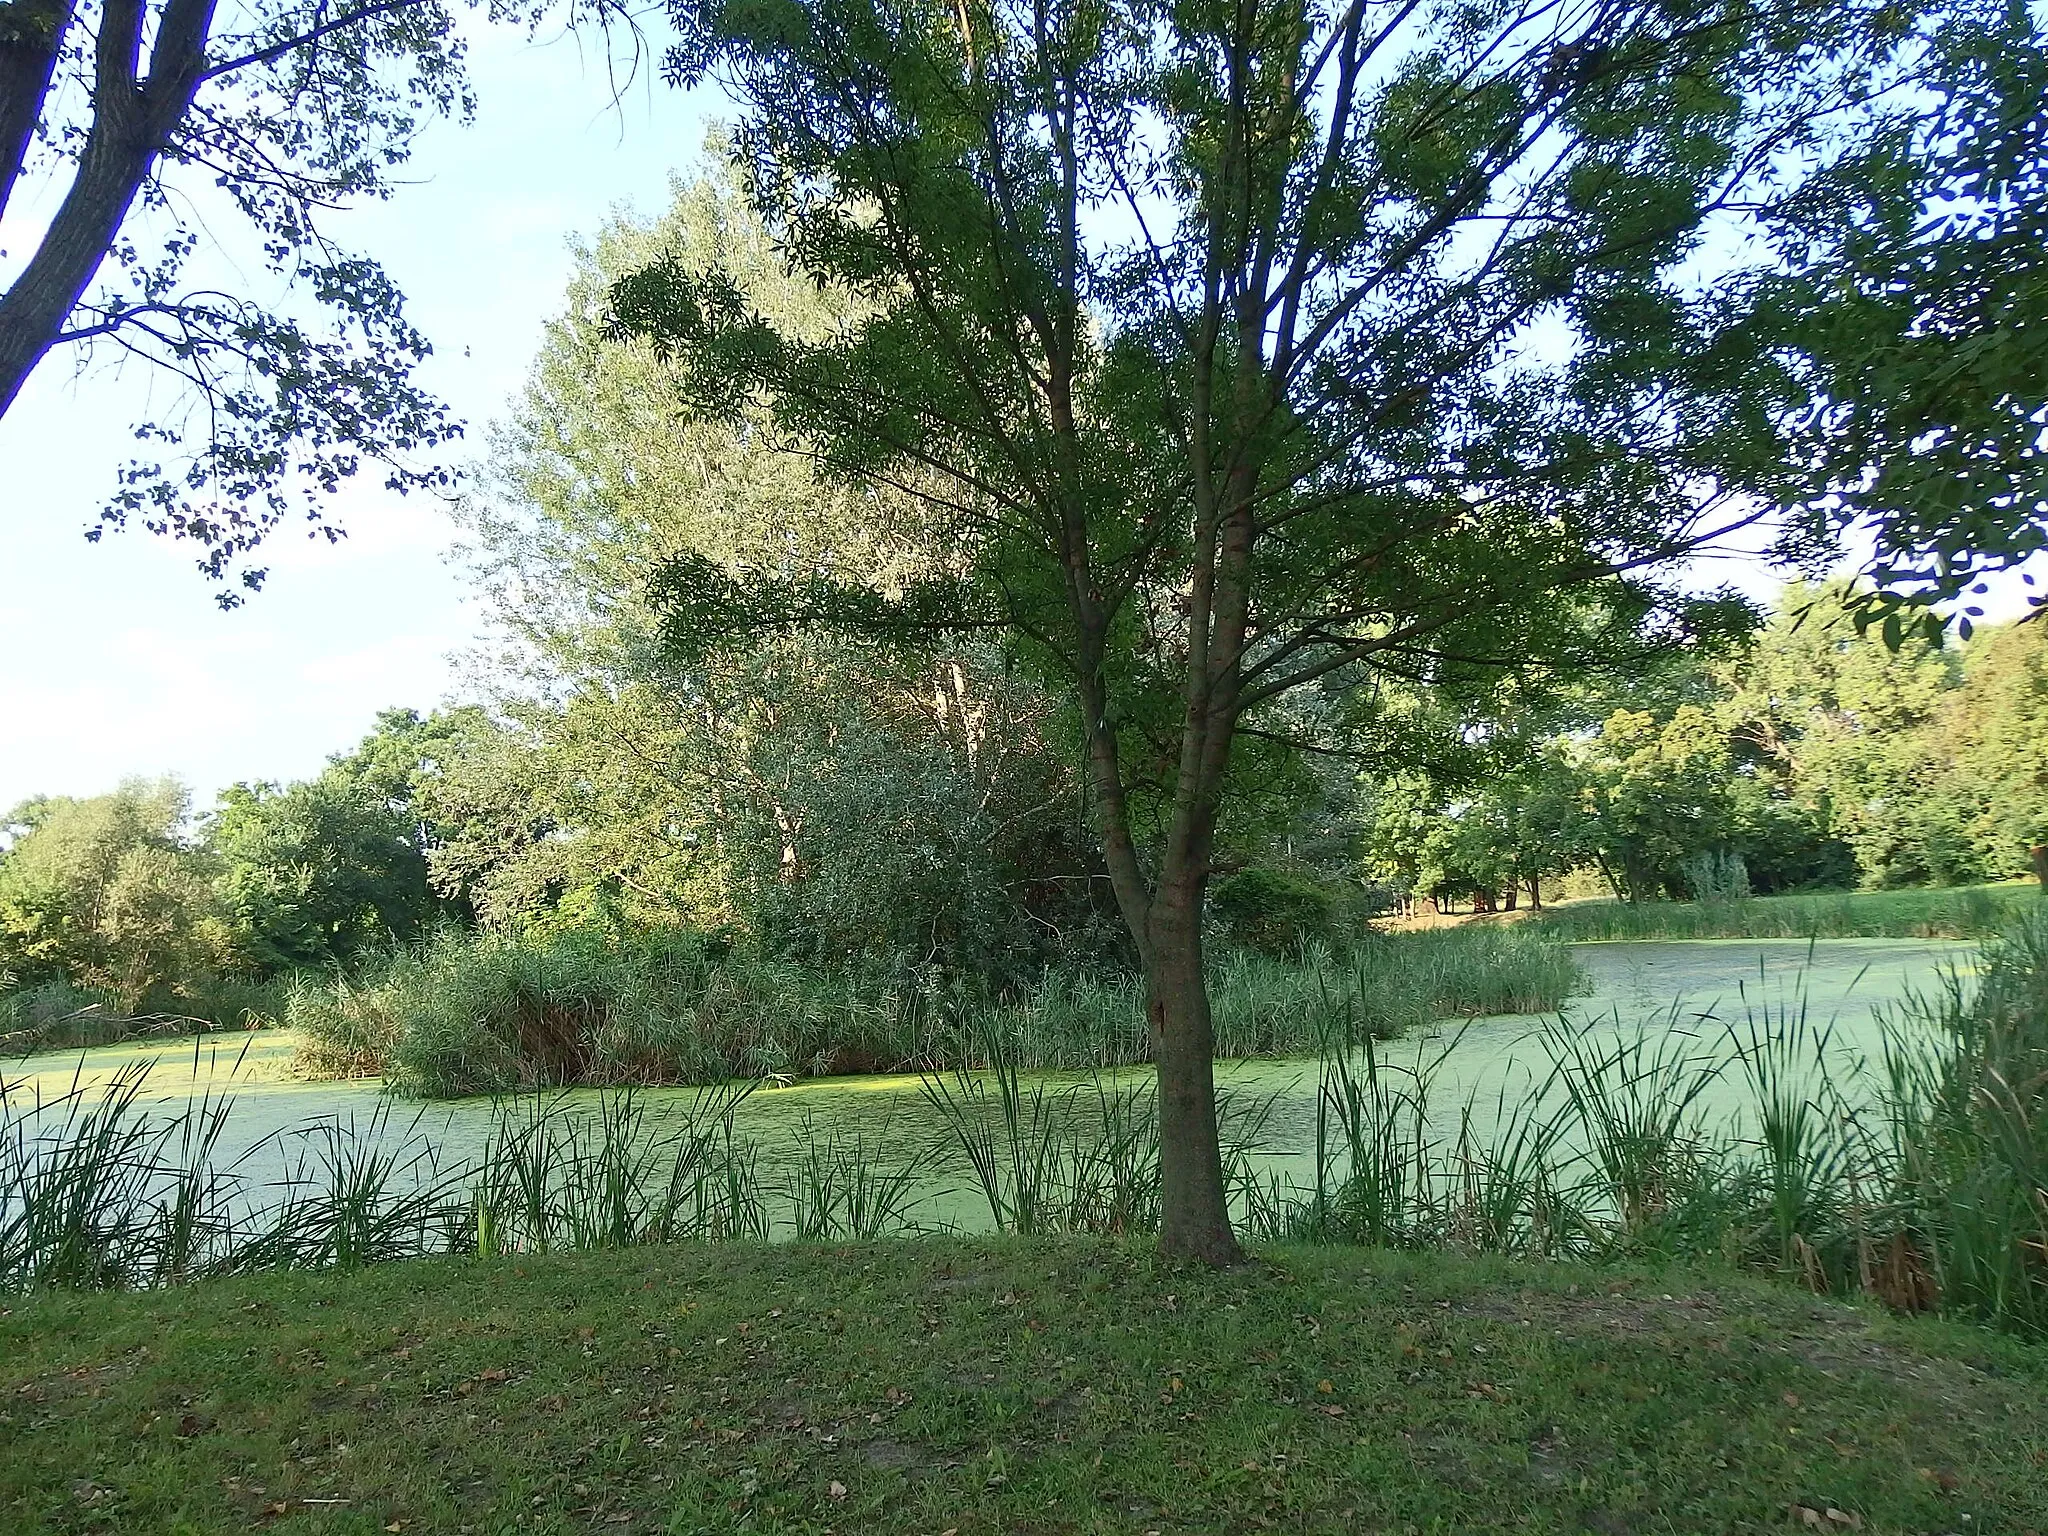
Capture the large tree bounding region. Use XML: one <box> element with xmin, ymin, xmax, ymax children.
<box><xmin>446</xmin><ymin>175</ymin><xmax>1101</xmax><ymax>971</ymax></box>
<box><xmin>613</xmin><ymin>0</ymin><xmax>1998</xmax><ymax>1260</ymax></box>
<box><xmin>0</xmin><ymin>0</ymin><xmax>623</xmax><ymax>600</ymax></box>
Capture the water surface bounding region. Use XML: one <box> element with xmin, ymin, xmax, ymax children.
<box><xmin>3</xmin><ymin>939</ymin><xmax>1971</xmax><ymax>1219</ymax></box>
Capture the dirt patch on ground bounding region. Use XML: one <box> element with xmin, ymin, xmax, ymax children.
<box><xmin>856</xmin><ymin>1436</ymin><xmax>942</xmax><ymax>1472</ymax></box>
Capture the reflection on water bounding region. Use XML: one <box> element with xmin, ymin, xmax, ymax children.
<box><xmin>3</xmin><ymin>939</ymin><xmax>1971</xmax><ymax>1228</ymax></box>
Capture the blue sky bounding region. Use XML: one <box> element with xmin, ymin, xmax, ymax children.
<box><xmin>0</xmin><ymin>23</ymin><xmax>717</xmax><ymax>812</ymax></box>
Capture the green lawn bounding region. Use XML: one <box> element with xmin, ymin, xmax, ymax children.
<box><xmin>4</xmin><ymin>1241</ymin><xmax>2046</xmax><ymax>1534</ymax></box>
<box><xmin>1527</xmin><ymin>882</ymin><xmax>2041</xmax><ymax>942</ymax></box>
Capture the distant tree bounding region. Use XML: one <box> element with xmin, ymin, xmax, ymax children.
<box><xmin>210</xmin><ymin>708</ymin><xmax>479</xmax><ymax>970</ymax></box>
<box><xmin>1575</xmin><ymin>707</ymin><xmax>1740</xmax><ymax>902</ymax></box>
<box><xmin>1940</xmin><ymin>621</ymin><xmax>2048</xmax><ymax>877</ymax></box>
<box><xmin>0</xmin><ymin>779</ymin><xmax>224</xmax><ymax>1010</ymax></box>
<box><xmin>1722</xmin><ymin>584</ymin><xmax>1965</xmax><ymax>886</ymax></box>
<box><xmin>0</xmin><ymin>0</ymin><xmax>628</xmax><ymax>601</ymax></box>
<box><xmin>1475</xmin><ymin>753</ymin><xmax>1589</xmax><ymax>910</ymax></box>
<box><xmin>616</xmin><ymin>0</ymin><xmax>1955</xmax><ymax>1259</ymax></box>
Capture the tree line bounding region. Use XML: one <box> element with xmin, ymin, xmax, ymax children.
<box><xmin>1366</xmin><ymin>585</ymin><xmax>2048</xmax><ymax>913</ymax></box>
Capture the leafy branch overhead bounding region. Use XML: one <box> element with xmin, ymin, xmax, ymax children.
<box><xmin>643</xmin><ymin>550</ymin><xmax>1006</xmax><ymax>654</ymax></box>
<box><xmin>0</xmin><ymin>0</ymin><xmax>638</xmax><ymax>602</ymax></box>
<box><xmin>1768</xmin><ymin>26</ymin><xmax>2048</xmax><ymax>634</ymax></box>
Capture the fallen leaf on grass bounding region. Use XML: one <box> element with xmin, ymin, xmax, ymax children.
<box><xmin>1790</xmin><ymin>1506</ymin><xmax>1861</xmax><ymax>1529</ymax></box>
<box><xmin>829</xmin><ymin>1482</ymin><xmax>848</xmax><ymax>1499</ymax></box>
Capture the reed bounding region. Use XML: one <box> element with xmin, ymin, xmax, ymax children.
<box><xmin>286</xmin><ymin>923</ymin><xmax>1585</xmax><ymax>1096</ymax></box>
<box><xmin>1529</xmin><ymin>882</ymin><xmax>2032</xmax><ymax>942</ymax></box>
<box><xmin>9</xmin><ymin>910</ymin><xmax>2044</xmax><ymax>1339</ymax></box>
<box><xmin>1881</xmin><ymin>911</ymin><xmax>2048</xmax><ymax>1331</ymax></box>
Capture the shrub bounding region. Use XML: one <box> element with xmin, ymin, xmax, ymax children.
<box><xmin>1210</xmin><ymin>866</ymin><xmax>1348</xmax><ymax>955</ymax></box>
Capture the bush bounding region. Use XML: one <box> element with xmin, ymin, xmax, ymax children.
<box><xmin>288</xmin><ymin>927</ymin><xmax>929</xmax><ymax>1096</ymax></box>
<box><xmin>1210</xmin><ymin>866</ymin><xmax>1349</xmax><ymax>954</ymax></box>
<box><xmin>288</xmin><ymin>921</ymin><xmax>1588</xmax><ymax>1096</ymax></box>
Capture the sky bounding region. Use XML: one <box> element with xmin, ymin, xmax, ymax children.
<box><xmin>0</xmin><ymin>22</ymin><xmax>719</xmax><ymax>813</ymax></box>
<box><xmin>0</xmin><ymin>24</ymin><xmax>2041</xmax><ymax>816</ymax></box>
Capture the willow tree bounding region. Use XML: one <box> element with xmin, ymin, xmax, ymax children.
<box><xmin>613</xmin><ymin>0</ymin><xmax>1976</xmax><ymax>1261</ymax></box>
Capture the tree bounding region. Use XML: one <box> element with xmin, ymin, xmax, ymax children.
<box><xmin>616</xmin><ymin>0</ymin><xmax>1982</xmax><ymax>1260</ymax></box>
<box><xmin>444</xmin><ymin>175</ymin><xmax>1102</xmax><ymax>971</ymax></box>
<box><xmin>1940</xmin><ymin>620</ymin><xmax>2048</xmax><ymax>876</ymax></box>
<box><xmin>209</xmin><ymin>708</ymin><xmax>479</xmax><ymax>971</ymax></box>
<box><xmin>0</xmin><ymin>778</ymin><xmax>224</xmax><ymax>1010</ymax></box>
<box><xmin>1721</xmin><ymin>583</ymin><xmax>1963</xmax><ymax>886</ymax></box>
<box><xmin>1575</xmin><ymin>706</ymin><xmax>1740</xmax><ymax>901</ymax></box>
<box><xmin>0</xmin><ymin>0</ymin><xmax>624</xmax><ymax>600</ymax></box>
<box><xmin>1767</xmin><ymin>15</ymin><xmax>2048</xmax><ymax>633</ymax></box>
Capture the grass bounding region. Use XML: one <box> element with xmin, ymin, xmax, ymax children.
<box><xmin>3</xmin><ymin>1238</ymin><xmax>2046</xmax><ymax>1535</ymax></box>
<box><xmin>1526</xmin><ymin>881</ymin><xmax>2039</xmax><ymax>941</ymax></box>
<box><xmin>285</xmin><ymin>923</ymin><xmax>1584</xmax><ymax>1097</ymax></box>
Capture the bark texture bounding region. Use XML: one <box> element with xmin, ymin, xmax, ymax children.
<box><xmin>1145</xmin><ymin>892</ymin><xmax>1239</xmax><ymax>1265</ymax></box>
<box><xmin>0</xmin><ymin>0</ymin><xmax>74</xmax><ymax>215</ymax></box>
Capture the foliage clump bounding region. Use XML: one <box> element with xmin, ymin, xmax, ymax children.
<box><xmin>1366</xmin><ymin>584</ymin><xmax>2048</xmax><ymax>911</ymax></box>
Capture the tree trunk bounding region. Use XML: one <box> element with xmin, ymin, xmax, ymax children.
<box><xmin>1145</xmin><ymin>885</ymin><xmax>1239</xmax><ymax>1266</ymax></box>
<box><xmin>0</xmin><ymin>0</ymin><xmax>215</xmax><ymax>419</ymax></box>
<box><xmin>2032</xmin><ymin>844</ymin><xmax>2048</xmax><ymax>892</ymax></box>
<box><xmin>1529</xmin><ymin>874</ymin><xmax>1542</xmax><ymax>911</ymax></box>
<box><xmin>0</xmin><ymin>0</ymin><xmax>75</xmax><ymax>220</ymax></box>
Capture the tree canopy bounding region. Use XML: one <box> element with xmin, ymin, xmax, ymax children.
<box><xmin>1767</xmin><ymin>21</ymin><xmax>2048</xmax><ymax>634</ymax></box>
<box><xmin>210</xmin><ymin>707</ymin><xmax>480</xmax><ymax>971</ymax></box>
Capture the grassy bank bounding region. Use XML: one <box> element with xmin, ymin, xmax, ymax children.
<box><xmin>287</xmin><ymin>924</ymin><xmax>1582</xmax><ymax>1097</ymax></box>
<box><xmin>4</xmin><ymin>1239</ymin><xmax>2045</xmax><ymax>1535</ymax></box>
<box><xmin>1528</xmin><ymin>881</ymin><xmax>2039</xmax><ymax>941</ymax></box>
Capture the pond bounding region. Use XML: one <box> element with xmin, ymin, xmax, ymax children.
<box><xmin>3</xmin><ymin>939</ymin><xmax>1970</xmax><ymax>1231</ymax></box>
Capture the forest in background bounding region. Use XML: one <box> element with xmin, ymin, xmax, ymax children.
<box><xmin>4</xmin><ymin>178</ymin><xmax>2045</xmax><ymax>1068</ymax></box>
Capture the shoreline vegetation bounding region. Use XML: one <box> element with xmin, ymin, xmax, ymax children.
<box><xmin>6</xmin><ymin>911</ymin><xmax>2044</xmax><ymax>1339</ymax></box>
<box><xmin>9</xmin><ymin>880</ymin><xmax>2028</xmax><ymax>1086</ymax></box>
<box><xmin>282</xmin><ymin>924</ymin><xmax>1585</xmax><ymax>1098</ymax></box>
<box><xmin>1523</xmin><ymin>880</ymin><xmax>2040</xmax><ymax>942</ymax></box>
